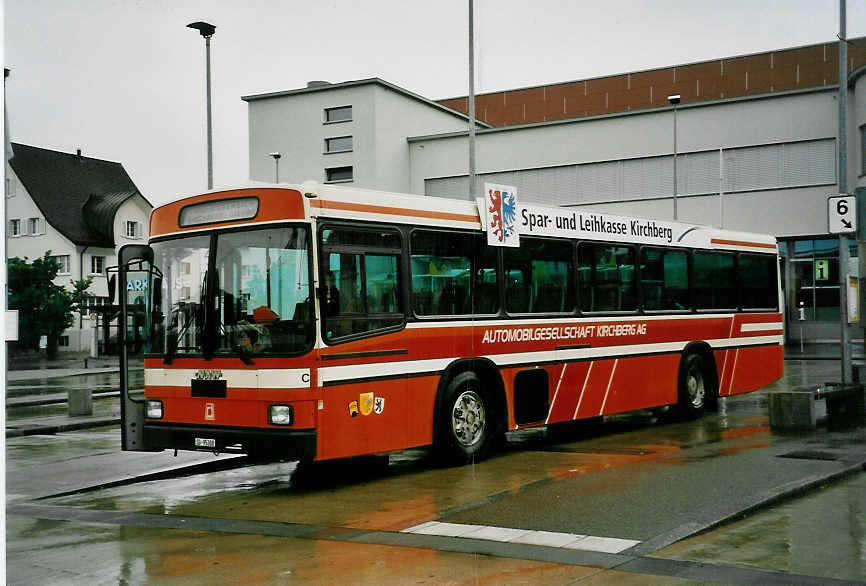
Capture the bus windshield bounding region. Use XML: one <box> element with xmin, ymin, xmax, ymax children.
<box><xmin>152</xmin><ymin>225</ymin><xmax>314</xmax><ymax>360</ymax></box>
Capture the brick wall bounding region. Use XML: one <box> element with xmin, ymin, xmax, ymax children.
<box><xmin>438</xmin><ymin>38</ymin><xmax>866</xmax><ymax>127</ymax></box>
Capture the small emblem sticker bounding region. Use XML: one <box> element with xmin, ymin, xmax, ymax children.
<box><xmin>374</xmin><ymin>397</ymin><xmax>385</xmax><ymax>415</ymax></box>
<box><xmin>348</xmin><ymin>400</ymin><xmax>359</xmax><ymax>417</ymax></box>
<box><xmin>205</xmin><ymin>402</ymin><xmax>215</xmax><ymax>421</ymax></box>
<box><xmin>359</xmin><ymin>392</ymin><xmax>374</xmax><ymax>416</ymax></box>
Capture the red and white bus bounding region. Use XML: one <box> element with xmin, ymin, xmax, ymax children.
<box><xmin>115</xmin><ymin>182</ymin><xmax>783</xmax><ymax>464</ymax></box>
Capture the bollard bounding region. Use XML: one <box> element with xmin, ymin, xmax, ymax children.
<box><xmin>68</xmin><ymin>388</ymin><xmax>93</xmax><ymax>416</ymax></box>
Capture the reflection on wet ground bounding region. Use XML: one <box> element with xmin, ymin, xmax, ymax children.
<box><xmin>6</xmin><ymin>516</ymin><xmax>606</xmax><ymax>585</ymax></box>
<box><xmin>6</xmin><ymin>359</ymin><xmax>865</xmax><ymax>584</ymax></box>
<box><xmin>654</xmin><ymin>472</ymin><xmax>866</xmax><ymax>582</ymax></box>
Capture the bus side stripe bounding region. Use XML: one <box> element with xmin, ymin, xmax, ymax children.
<box><xmin>573</xmin><ymin>362</ymin><xmax>594</xmax><ymax>420</ymax></box>
<box><xmin>315</xmin><ymin>336</ymin><xmax>782</xmax><ymax>385</ymax></box>
<box><xmin>740</xmin><ymin>322</ymin><xmax>784</xmax><ymax>332</ymax></box>
<box><xmin>546</xmin><ymin>364</ymin><xmax>568</xmax><ymax>424</ymax></box>
<box><xmin>598</xmin><ymin>359</ymin><xmax>619</xmax><ymax>415</ymax></box>
<box><xmin>710</xmin><ymin>238</ymin><xmax>777</xmax><ymax>250</ymax></box>
<box><xmin>720</xmin><ymin>317</ymin><xmax>737</xmax><ymax>392</ymax></box>
<box><xmin>727</xmin><ymin>349</ymin><xmax>741</xmax><ymax>396</ymax></box>
<box><xmin>311</xmin><ymin>199</ymin><xmax>479</xmax><ymax>224</ymax></box>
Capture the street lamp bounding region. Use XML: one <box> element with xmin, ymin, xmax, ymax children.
<box><xmin>187</xmin><ymin>21</ymin><xmax>216</xmax><ymax>190</ymax></box>
<box><xmin>667</xmin><ymin>94</ymin><xmax>681</xmax><ymax>220</ymax></box>
<box><xmin>269</xmin><ymin>152</ymin><xmax>282</xmax><ymax>183</ymax></box>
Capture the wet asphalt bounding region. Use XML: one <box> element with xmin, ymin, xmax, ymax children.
<box><xmin>4</xmin><ymin>357</ymin><xmax>866</xmax><ymax>584</ymax></box>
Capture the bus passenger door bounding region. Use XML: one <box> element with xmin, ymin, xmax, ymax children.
<box><xmin>109</xmin><ymin>244</ymin><xmax>163</xmax><ymax>452</ymax></box>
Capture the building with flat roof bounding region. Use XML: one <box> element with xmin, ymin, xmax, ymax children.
<box><xmin>243</xmin><ymin>38</ymin><xmax>866</xmax><ymax>345</ymax></box>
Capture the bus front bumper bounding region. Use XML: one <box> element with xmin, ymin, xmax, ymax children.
<box><xmin>143</xmin><ymin>423</ymin><xmax>317</xmax><ymax>460</ymax></box>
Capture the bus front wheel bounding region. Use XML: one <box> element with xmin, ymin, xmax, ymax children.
<box><xmin>436</xmin><ymin>371</ymin><xmax>493</xmax><ymax>465</ymax></box>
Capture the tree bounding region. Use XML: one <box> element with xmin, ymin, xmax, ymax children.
<box><xmin>7</xmin><ymin>252</ymin><xmax>91</xmax><ymax>359</ymax></box>
<box><xmin>70</xmin><ymin>276</ymin><xmax>95</xmax><ymax>330</ymax></box>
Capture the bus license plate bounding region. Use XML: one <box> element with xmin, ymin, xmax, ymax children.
<box><xmin>194</xmin><ymin>437</ymin><xmax>216</xmax><ymax>448</ymax></box>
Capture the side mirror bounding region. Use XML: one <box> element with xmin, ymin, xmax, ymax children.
<box><xmin>108</xmin><ymin>275</ymin><xmax>117</xmax><ymax>305</ymax></box>
<box><xmin>152</xmin><ymin>276</ymin><xmax>163</xmax><ymax>308</ymax></box>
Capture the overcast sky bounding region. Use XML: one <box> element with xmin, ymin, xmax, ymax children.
<box><xmin>5</xmin><ymin>0</ymin><xmax>865</xmax><ymax>207</ymax></box>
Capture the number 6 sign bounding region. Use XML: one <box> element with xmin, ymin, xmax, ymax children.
<box><xmin>828</xmin><ymin>194</ymin><xmax>856</xmax><ymax>234</ymax></box>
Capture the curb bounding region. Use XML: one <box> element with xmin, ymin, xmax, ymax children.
<box><xmin>625</xmin><ymin>457</ymin><xmax>866</xmax><ymax>556</ymax></box>
<box><xmin>6</xmin><ymin>367</ymin><xmax>118</xmax><ymax>382</ymax></box>
<box><xmin>6</xmin><ymin>416</ymin><xmax>120</xmax><ymax>437</ymax></box>
<box><xmin>7</xmin><ymin>390</ymin><xmax>120</xmax><ymax>408</ymax></box>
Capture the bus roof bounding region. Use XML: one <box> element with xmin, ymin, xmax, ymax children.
<box><xmin>149</xmin><ymin>182</ymin><xmax>777</xmax><ymax>254</ymax></box>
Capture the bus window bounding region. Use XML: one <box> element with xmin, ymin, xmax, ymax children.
<box><xmin>152</xmin><ymin>235</ymin><xmax>211</xmax><ymax>357</ymax></box>
<box><xmin>739</xmin><ymin>253</ymin><xmax>778</xmax><ymax>309</ymax></box>
<box><xmin>474</xmin><ymin>239</ymin><xmax>499</xmax><ymax>315</ymax></box>
<box><xmin>640</xmin><ymin>247</ymin><xmax>690</xmax><ymax>311</ymax></box>
<box><xmin>577</xmin><ymin>243</ymin><xmax>636</xmax><ymax>312</ymax></box>
<box><xmin>503</xmin><ymin>237</ymin><xmax>573</xmax><ymax>314</ymax></box>
<box><xmin>320</xmin><ymin>226</ymin><xmax>403</xmax><ymax>341</ymax></box>
<box><xmin>694</xmin><ymin>251</ymin><xmax>736</xmax><ymax>310</ymax></box>
<box><xmin>214</xmin><ymin>226</ymin><xmax>313</xmax><ymax>356</ymax></box>
<box><xmin>410</xmin><ymin>230</ymin><xmax>498</xmax><ymax>316</ymax></box>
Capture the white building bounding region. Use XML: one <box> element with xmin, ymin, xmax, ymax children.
<box><xmin>244</xmin><ymin>78</ymin><xmax>490</xmax><ymax>191</ymax></box>
<box><xmin>243</xmin><ymin>39</ymin><xmax>866</xmax><ymax>345</ymax></box>
<box><xmin>6</xmin><ymin>143</ymin><xmax>152</xmax><ymax>352</ymax></box>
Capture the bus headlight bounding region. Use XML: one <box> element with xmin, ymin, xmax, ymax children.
<box><xmin>268</xmin><ymin>404</ymin><xmax>293</xmax><ymax>426</ymax></box>
<box><xmin>146</xmin><ymin>400</ymin><xmax>163</xmax><ymax>419</ymax></box>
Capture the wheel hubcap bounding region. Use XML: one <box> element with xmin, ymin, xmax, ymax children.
<box><xmin>687</xmin><ymin>368</ymin><xmax>705</xmax><ymax>408</ymax></box>
<box><xmin>452</xmin><ymin>389</ymin><xmax>486</xmax><ymax>447</ymax></box>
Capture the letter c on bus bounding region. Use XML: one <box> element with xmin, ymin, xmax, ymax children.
<box><xmin>302</xmin><ymin>372</ymin><xmax>311</xmax><ymax>385</ymax></box>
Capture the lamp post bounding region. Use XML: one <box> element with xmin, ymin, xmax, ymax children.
<box><xmin>187</xmin><ymin>21</ymin><xmax>216</xmax><ymax>190</ymax></box>
<box><xmin>668</xmin><ymin>94</ymin><xmax>681</xmax><ymax>220</ymax></box>
<box><xmin>468</xmin><ymin>0</ymin><xmax>476</xmax><ymax>200</ymax></box>
<box><xmin>269</xmin><ymin>152</ymin><xmax>282</xmax><ymax>183</ymax></box>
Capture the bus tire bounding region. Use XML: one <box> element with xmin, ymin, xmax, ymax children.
<box><xmin>677</xmin><ymin>353</ymin><xmax>710</xmax><ymax>419</ymax></box>
<box><xmin>436</xmin><ymin>371</ymin><xmax>493</xmax><ymax>465</ymax></box>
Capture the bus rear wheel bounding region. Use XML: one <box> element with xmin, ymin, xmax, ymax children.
<box><xmin>436</xmin><ymin>372</ymin><xmax>493</xmax><ymax>465</ymax></box>
<box><xmin>677</xmin><ymin>353</ymin><xmax>711</xmax><ymax>419</ymax></box>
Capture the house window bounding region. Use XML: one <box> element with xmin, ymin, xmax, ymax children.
<box><xmin>125</xmin><ymin>220</ymin><xmax>142</xmax><ymax>239</ymax></box>
<box><xmin>6</xmin><ymin>177</ymin><xmax>15</xmax><ymax>198</ymax></box>
<box><xmin>52</xmin><ymin>255</ymin><xmax>71</xmax><ymax>274</ymax></box>
<box><xmin>325</xmin><ymin>166</ymin><xmax>353</xmax><ymax>183</ymax></box>
<box><xmin>28</xmin><ymin>217</ymin><xmax>43</xmax><ymax>235</ymax></box>
<box><xmin>58</xmin><ymin>336</ymin><xmax>70</xmax><ymax>347</ymax></box>
<box><xmin>9</xmin><ymin>219</ymin><xmax>21</xmax><ymax>237</ymax></box>
<box><xmin>90</xmin><ymin>255</ymin><xmax>106</xmax><ymax>275</ymax></box>
<box><xmin>324</xmin><ymin>105</ymin><xmax>352</xmax><ymax>123</ymax></box>
<box><xmin>325</xmin><ymin>136</ymin><xmax>353</xmax><ymax>153</ymax></box>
